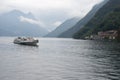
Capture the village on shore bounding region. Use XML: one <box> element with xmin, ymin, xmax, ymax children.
<box><xmin>85</xmin><ymin>29</ymin><xmax>120</xmax><ymax>41</ymax></box>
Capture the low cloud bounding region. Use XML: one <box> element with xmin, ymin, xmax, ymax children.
<box><xmin>1</xmin><ymin>0</ymin><xmax>104</xmax><ymax>30</ymax></box>
<box><xmin>53</xmin><ymin>21</ymin><xmax>62</xmax><ymax>27</ymax></box>
<box><xmin>19</xmin><ymin>16</ymin><xmax>45</xmax><ymax>27</ymax></box>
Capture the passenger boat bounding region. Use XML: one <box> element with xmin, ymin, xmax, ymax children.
<box><xmin>13</xmin><ymin>37</ymin><xmax>39</xmax><ymax>46</ymax></box>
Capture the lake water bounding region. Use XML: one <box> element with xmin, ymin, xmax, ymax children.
<box><xmin>0</xmin><ymin>37</ymin><xmax>120</xmax><ymax>80</ymax></box>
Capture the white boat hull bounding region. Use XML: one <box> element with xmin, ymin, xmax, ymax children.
<box><xmin>14</xmin><ymin>37</ymin><xmax>39</xmax><ymax>46</ymax></box>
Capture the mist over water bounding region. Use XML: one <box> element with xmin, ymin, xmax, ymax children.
<box><xmin>0</xmin><ymin>37</ymin><xmax>120</xmax><ymax>80</ymax></box>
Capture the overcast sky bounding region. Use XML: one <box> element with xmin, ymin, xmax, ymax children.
<box><xmin>0</xmin><ymin>0</ymin><xmax>103</xmax><ymax>31</ymax></box>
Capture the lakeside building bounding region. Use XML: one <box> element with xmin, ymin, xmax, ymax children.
<box><xmin>98</xmin><ymin>30</ymin><xmax>118</xmax><ymax>40</ymax></box>
<box><xmin>85</xmin><ymin>30</ymin><xmax>120</xmax><ymax>40</ymax></box>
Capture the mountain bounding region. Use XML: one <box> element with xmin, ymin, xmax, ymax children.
<box><xmin>0</xmin><ymin>28</ymin><xmax>15</xmax><ymax>36</ymax></box>
<box><xmin>0</xmin><ymin>10</ymin><xmax>49</xmax><ymax>37</ymax></box>
<box><xmin>73</xmin><ymin>0</ymin><xmax>120</xmax><ymax>39</ymax></box>
<box><xmin>45</xmin><ymin>17</ymin><xmax>80</xmax><ymax>37</ymax></box>
<box><xmin>58</xmin><ymin>0</ymin><xmax>109</xmax><ymax>38</ymax></box>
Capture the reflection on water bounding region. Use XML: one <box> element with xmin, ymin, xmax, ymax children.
<box><xmin>0</xmin><ymin>37</ymin><xmax>120</xmax><ymax>80</ymax></box>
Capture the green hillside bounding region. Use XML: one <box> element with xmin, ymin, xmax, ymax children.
<box><xmin>73</xmin><ymin>0</ymin><xmax>120</xmax><ymax>39</ymax></box>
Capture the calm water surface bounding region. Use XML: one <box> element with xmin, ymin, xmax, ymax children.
<box><xmin>0</xmin><ymin>37</ymin><xmax>120</xmax><ymax>80</ymax></box>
